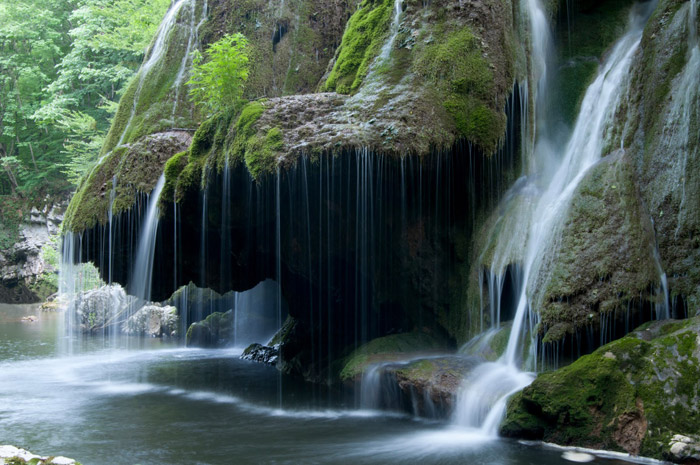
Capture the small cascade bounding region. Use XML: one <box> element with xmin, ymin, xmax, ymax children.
<box><xmin>378</xmin><ymin>0</ymin><xmax>403</xmax><ymax>63</ymax></box>
<box><xmin>117</xmin><ymin>0</ymin><xmax>194</xmax><ymax>146</ymax></box>
<box><xmin>453</xmin><ymin>0</ymin><xmax>654</xmax><ymax>434</ymax></box>
<box><xmin>129</xmin><ymin>174</ymin><xmax>166</xmax><ymax>303</ymax></box>
<box><xmin>171</xmin><ymin>0</ymin><xmax>209</xmax><ymax>119</ymax></box>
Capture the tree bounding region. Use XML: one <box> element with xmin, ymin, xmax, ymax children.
<box><xmin>187</xmin><ymin>33</ymin><xmax>250</xmax><ymax>115</ymax></box>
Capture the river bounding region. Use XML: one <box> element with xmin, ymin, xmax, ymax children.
<box><xmin>0</xmin><ymin>303</ymin><xmax>661</xmax><ymax>465</ymax></box>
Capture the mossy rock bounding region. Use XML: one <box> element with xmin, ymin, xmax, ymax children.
<box><xmin>536</xmin><ymin>151</ymin><xmax>659</xmax><ymax>343</ymax></box>
<box><xmin>64</xmin><ymin>131</ymin><xmax>192</xmax><ymax>232</ymax></box>
<box><xmin>185</xmin><ymin>310</ymin><xmax>235</xmax><ymax>348</ymax></box>
<box><xmin>339</xmin><ymin>331</ymin><xmax>448</xmax><ymax>381</ymax></box>
<box><xmin>501</xmin><ymin>317</ymin><xmax>700</xmax><ymax>460</ymax></box>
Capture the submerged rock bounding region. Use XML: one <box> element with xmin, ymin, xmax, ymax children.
<box><xmin>0</xmin><ymin>445</ymin><xmax>79</xmax><ymax>464</ymax></box>
<box><xmin>241</xmin><ymin>343</ymin><xmax>279</xmax><ymax>365</ymax></box>
<box><xmin>501</xmin><ymin>317</ymin><xmax>700</xmax><ymax>462</ymax></box>
<box><xmin>122</xmin><ymin>304</ymin><xmax>178</xmax><ymax>337</ymax></box>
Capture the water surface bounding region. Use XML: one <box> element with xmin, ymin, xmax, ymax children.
<box><xmin>0</xmin><ymin>304</ymin><xmax>649</xmax><ymax>465</ymax></box>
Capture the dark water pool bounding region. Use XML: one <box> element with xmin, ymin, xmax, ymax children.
<box><xmin>0</xmin><ymin>304</ymin><xmax>657</xmax><ymax>465</ymax></box>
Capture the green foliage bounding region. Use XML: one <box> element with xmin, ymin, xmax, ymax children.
<box><xmin>0</xmin><ymin>0</ymin><xmax>170</xmax><ymax>237</ymax></box>
<box><xmin>322</xmin><ymin>0</ymin><xmax>394</xmax><ymax>93</ymax></box>
<box><xmin>187</xmin><ymin>33</ymin><xmax>250</xmax><ymax>115</ymax></box>
<box><xmin>55</xmin><ymin>111</ymin><xmax>107</xmax><ymax>185</ymax></box>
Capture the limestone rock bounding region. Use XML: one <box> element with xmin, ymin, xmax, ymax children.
<box><xmin>72</xmin><ymin>284</ymin><xmax>135</xmax><ymax>333</ymax></box>
<box><xmin>123</xmin><ymin>304</ymin><xmax>179</xmax><ymax>337</ymax></box>
<box><xmin>668</xmin><ymin>434</ymin><xmax>700</xmax><ymax>464</ymax></box>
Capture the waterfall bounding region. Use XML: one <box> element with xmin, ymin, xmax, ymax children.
<box><xmin>117</xmin><ymin>0</ymin><xmax>196</xmax><ymax>147</ymax></box>
<box><xmin>129</xmin><ymin>174</ymin><xmax>166</xmax><ymax>303</ymax></box>
<box><xmin>171</xmin><ymin>0</ymin><xmax>209</xmax><ymax>119</ymax></box>
<box><xmin>453</xmin><ymin>0</ymin><xmax>654</xmax><ymax>434</ymax></box>
<box><xmin>378</xmin><ymin>0</ymin><xmax>403</xmax><ymax>63</ymax></box>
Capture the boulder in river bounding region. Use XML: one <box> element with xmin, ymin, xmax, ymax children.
<box><xmin>241</xmin><ymin>343</ymin><xmax>279</xmax><ymax>365</ymax></box>
<box><xmin>122</xmin><ymin>304</ymin><xmax>178</xmax><ymax>337</ymax></box>
<box><xmin>501</xmin><ymin>317</ymin><xmax>700</xmax><ymax>462</ymax></box>
<box><xmin>73</xmin><ymin>284</ymin><xmax>135</xmax><ymax>332</ymax></box>
<box><xmin>185</xmin><ymin>310</ymin><xmax>234</xmax><ymax>347</ymax></box>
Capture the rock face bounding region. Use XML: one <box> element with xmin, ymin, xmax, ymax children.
<box><xmin>122</xmin><ymin>304</ymin><xmax>179</xmax><ymax>337</ymax></box>
<box><xmin>468</xmin><ymin>0</ymin><xmax>700</xmax><ymax>360</ymax></box>
<box><xmin>0</xmin><ymin>199</ymin><xmax>67</xmax><ymax>304</ymax></box>
<box><xmin>501</xmin><ymin>317</ymin><xmax>700</xmax><ymax>461</ymax></box>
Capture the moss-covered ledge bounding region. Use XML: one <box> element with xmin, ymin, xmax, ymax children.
<box><xmin>501</xmin><ymin>317</ymin><xmax>700</xmax><ymax>461</ymax></box>
<box><xmin>63</xmin><ymin>131</ymin><xmax>192</xmax><ymax>232</ymax></box>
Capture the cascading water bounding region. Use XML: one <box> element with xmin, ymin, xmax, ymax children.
<box><xmin>129</xmin><ymin>174</ymin><xmax>166</xmax><ymax>303</ymax></box>
<box><xmin>453</xmin><ymin>0</ymin><xmax>655</xmax><ymax>434</ymax></box>
<box><xmin>171</xmin><ymin>0</ymin><xmax>209</xmax><ymax>119</ymax></box>
<box><xmin>117</xmin><ymin>0</ymin><xmax>203</xmax><ymax>146</ymax></box>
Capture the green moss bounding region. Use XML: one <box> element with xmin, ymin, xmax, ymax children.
<box><xmin>230</xmin><ymin>101</ymin><xmax>266</xmax><ymax>161</ymax></box>
<box><xmin>244</xmin><ymin>127</ymin><xmax>284</xmax><ymax>179</ymax></box>
<box><xmin>339</xmin><ymin>332</ymin><xmax>446</xmax><ymax>380</ymax></box>
<box><xmin>413</xmin><ymin>27</ymin><xmax>503</xmax><ymax>153</ymax></box>
<box><xmin>161</xmin><ymin>151</ymin><xmax>189</xmax><ymax>204</ymax></box>
<box><xmin>502</xmin><ymin>317</ymin><xmax>700</xmax><ymax>459</ymax></box>
<box><xmin>322</xmin><ymin>0</ymin><xmax>394</xmax><ymax>93</ymax></box>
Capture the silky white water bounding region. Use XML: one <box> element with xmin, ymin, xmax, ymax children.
<box><xmin>117</xmin><ymin>0</ymin><xmax>196</xmax><ymax>147</ymax></box>
<box><xmin>129</xmin><ymin>174</ymin><xmax>166</xmax><ymax>302</ymax></box>
<box><xmin>453</xmin><ymin>0</ymin><xmax>654</xmax><ymax>434</ymax></box>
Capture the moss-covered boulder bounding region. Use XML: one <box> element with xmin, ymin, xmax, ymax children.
<box><xmin>501</xmin><ymin>317</ymin><xmax>700</xmax><ymax>461</ymax></box>
<box><xmin>185</xmin><ymin>310</ymin><xmax>235</xmax><ymax>348</ymax></box>
<box><xmin>389</xmin><ymin>356</ymin><xmax>478</xmax><ymax>417</ymax></box>
<box><xmin>340</xmin><ymin>331</ymin><xmax>449</xmax><ymax>381</ymax></box>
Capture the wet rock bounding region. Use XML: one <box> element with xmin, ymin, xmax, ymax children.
<box><xmin>0</xmin><ymin>445</ymin><xmax>79</xmax><ymax>464</ymax></box>
<box><xmin>123</xmin><ymin>304</ymin><xmax>178</xmax><ymax>337</ymax></box>
<box><xmin>387</xmin><ymin>356</ymin><xmax>479</xmax><ymax>418</ymax></box>
<box><xmin>668</xmin><ymin>434</ymin><xmax>700</xmax><ymax>464</ymax></box>
<box><xmin>185</xmin><ymin>310</ymin><xmax>234</xmax><ymax>348</ymax></box>
<box><xmin>20</xmin><ymin>315</ymin><xmax>38</xmax><ymax>323</ymax></box>
<box><xmin>340</xmin><ymin>331</ymin><xmax>449</xmax><ymax>381</ymax></box>
<box><xmin>241</xmin><ymin>343</ymin><xmax>279</xmax><ymax>365</ymax></box>
<box><xmin>73</xmin><ymin>284</ymin><xmax>135</xmax><ymax>333</ymax></box>
<box><xmin>501</xmin><ymin>317</ymin><xmax>700</xmax><ymax>462</ymax></box>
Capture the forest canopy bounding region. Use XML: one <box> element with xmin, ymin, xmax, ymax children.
<box><xmin>0</xmin><ymin>0</ymin><xmax>169</xmax><ymax>245</ymax></box>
